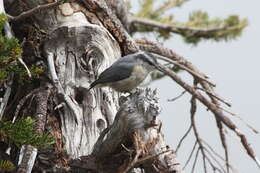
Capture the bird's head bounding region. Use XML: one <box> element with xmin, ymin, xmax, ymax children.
<box><xmin>135</xmin><ymin>51</ymin><xmax>158</xmax><ymax>71</ymax></box>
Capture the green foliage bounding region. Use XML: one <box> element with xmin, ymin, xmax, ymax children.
<box><xmin>0</xmin><ymin>160</ymin><xmax>15</xmax><ymax>172</ymax></box>
<box><xmin>0</xmin><ymin>117</ymin><xmax>54</xmax><ymax>149</ymax></box>
<box><xmin>134</xmin><ymin>0</ymin><xmax>177</xmax><ymax>39</ymax></box>
<box><xmin>137</xmin><ymin>0</ymin><xmax>155</xmax><ymax>18</ymax></box>
<box><xmin>0</xmin><ymin>14</ymin><xmax>8</xmax><ymax>31</ymax></box>
<box><xmin>133</xmin><ymin>1</ymin><xmax>247</xmax><ymax>44</ymax></box>
<box><xmin>0</xmin><ymin>13</ymin><xmax>44</xmax><ymax>84</ymax></box>
<box><xmin>181</xmin><ymin>11</ymin><xmax>248</xmax><ymax>44</ymax></box>
<box><xmin>16</xmin><ymin>64</ymin><xmax>44</xmax><ymax>84</ymax></box>
<box><xmin>0</xmin><ymin>13</ymin><xmax>22</xmax><ymax>83</ymax></box>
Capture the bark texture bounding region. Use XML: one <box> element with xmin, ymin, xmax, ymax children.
<box><xmin>70</xmin><ymin>89</ymin><xmax>181</xmax><ymax>173</ymax></box>
<box><xmin>4</xmin><ymin>0</ymin><xmax>181</xmax><ymax>172</ymax></box>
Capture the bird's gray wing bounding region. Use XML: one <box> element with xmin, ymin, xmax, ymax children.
<box><xmin>89</xmin><ymin>62</ymin><xmax>134</xmax><ymax>89</ymax></box>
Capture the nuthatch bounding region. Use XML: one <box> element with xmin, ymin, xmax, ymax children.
<box><xmin>89</xmin><ymin>51</ymin><xmax>157</xmax><ymax>93</ymax></box>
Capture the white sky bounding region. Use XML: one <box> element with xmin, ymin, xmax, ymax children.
<box><xmin>133</xmin><ymin>0</ymin><xmax>260</xmax><ymax>172</ymax></box>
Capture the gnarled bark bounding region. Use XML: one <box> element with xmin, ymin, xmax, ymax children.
<box><xmin>70</xmin><ymin>89</ymin><xmax>181</xmax><ymax>173</ymax></box>
<box><xmin>4</xmin><ymin>1</ymin><xmax>181</xmax><ymax>172</ymax></box>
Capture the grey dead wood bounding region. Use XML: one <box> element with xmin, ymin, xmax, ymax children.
<box><xmin>70</xmin><ymin>89</ymin><xmax>181</xmax><ymax>173</ymax></box>
<box><xmin>5</xmin><ymin>0</ymin><xmax>120</xmax><ymax>171</ymax></box>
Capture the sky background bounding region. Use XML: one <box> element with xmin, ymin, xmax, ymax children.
<box><xmin>133</xmin><ymin>0</ymin><xmax>260</xmax><ymax>172</ymax></box>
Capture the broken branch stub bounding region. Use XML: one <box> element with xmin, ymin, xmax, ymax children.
<box><xmin>91</xmin><ymin>89</ymin><xmax>181</xmax><ymax>173</ymax></box>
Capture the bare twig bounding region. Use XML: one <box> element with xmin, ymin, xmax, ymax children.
<box><xmin>120</xmin><ymin>132</ymin><xmax>142</xmax><ymax>173</ymax></box>
<box><xmin>182</xmin><ymin>141</ymin><xmax>198</xmax><ymax>170</ymax></box>
<box><xmin>191</xmin><ymin>148</ymin><xmax>200</xmax><ymax>173</ymax></box>
<box><xmin>204</xmin><ymin>147</ymin><xmax>227</xmax><ymax>173</ymax></box>
<box><xmin>190</xmin><ymin>90</ymin><xmax>208</xmax><ymax>173</ymax></box>
<box><xmin>135</xmin><ymin>149</ymin><xmax>172</xmax><ymax>166</ymax></box>
<box><xmin>8</xmin><ymin>1</ymin><xmax>62</xmax><ymax>21</ymax></box>
<box><xmin>18</xmin><ymin>58</ymin><xmax>32</xmax><ymax>78</ymax></box>
<box><xmin>216</xmin><ymin>120</ymin><xmax>230</xmax><ymax>173</ymax></box>
<box><xmin>202</xmin><ymin>140</ymin><xmax>238</xmax><ymax>173</ymax></box>
<box><xmin>153</xmin><ymin>54</ymin><xmax>216</xmax><ymax>87</ymax></box>
<box><xmin>195</xmin><ymin>87</ymin><xmax>231</xmax><ymax>107</ymax></box>
<box><xmin>135</xmin><ymin>39</ymin><xmax>207</xmax><ymax>77</ymax></box>
<box><xmin>234</xmin><ymin>116</ymin><xmax>259</xmax><ymax>134</ymax></box>
<box><xmin>217</xmin><ymin>107</ymin><xmax>259</xmax><ymax>134</ymax></box>
<box><xmin>175</xmin><ymin>124</ymin><xmax>192</xmax><ymax>152</ymax></box>
<box><xmin>205</xmin><ymin>156</ymin><xmax>224</xmax><ymax>173</ymax></box>
<box><xmin>121</xmin><ymin>144</ymin><xmax>131</xmax><ymax>153</ymax></box>
<box><xmin>168</xmin><ymin>90</ymin><xmax>187</xmax><ymax>102</ymax></box>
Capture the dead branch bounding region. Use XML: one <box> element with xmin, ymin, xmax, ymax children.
<box><xmin>168</xmin><ymin>90</ymin><xmax>187</xmax><ymax>102</ymax></box>
<box><xmin>135</xmin><ymin>39</ymin><xmax>260</xmax><ymax>168</ymax></box>
<box><xmin>120</xmin><ymin>132</ymin><xmax>143</xmax><ymax>173</ymax></box>
<box><xmin>191</xmin><ymin>148</ymin><xmax>200</xmax><ymax>173</ymax></box>
<box><xmin>216</xmin><ymin>118</ymin><xmax>230</xmax><ymax>173</ymax></box>
<box><xmin>106</xmin><ymin>0</ymin><xmax>130</xmax><ymax>31</ymax></box>
<box><xmin>156</xmin><ymin>62</ymin><xmax>260</xmax><ymax>168</ymax></box>
<box><xmin>175</xmin><ymin>124</ymin><xmax>192</xmax><ymax>152</ymax></box>
<box><xmin>82</xmin><ymin>0</ymin><xmax>138</xmax><ymax>55</ymax></box>
<box><xmin>182</xmin><ymin>141</ymin><xmax>198</xmax><ymax>170</ymax></box>
<box><xmin>190</xmin><ymin>91</ymin><xmax>208</xmax><ymax>173</ymax></box>
<box><xmin>153</xmin><ymin>53</ymin><xmax>216</xmax><ymax>87</ymax></box>
<box><xmin>13</xmin><ymin>88</ymin><xmax>43</xmax><ymax>122</ymax></box>
<box><xmin>135</xmin><ymin>39</ymin><xmax>208</xmax><ymax>77</ymax></box>
<box><xmin>195</xmin><ymin>87</ymin><xmax>231</xmax><ymax>107</ymax></box>
<box><xmin>8</xmin><ymin>1</ymin><xmax>62</xmax><ymax>21</ymax></box>
<box><xmin>17</xmin><ymin>145</ymin><xmax>38</xmax><ymax>173</ymax></box>
<box><xmin>202</xmin><ymin>140</ymin><xmax>238</xmax><ymax>173</ymax></box>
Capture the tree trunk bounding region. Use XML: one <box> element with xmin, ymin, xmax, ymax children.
<box><xmin>4</xmin><ymin>0</ymin><xmax>181</xmax><ymax>172</ymax></box>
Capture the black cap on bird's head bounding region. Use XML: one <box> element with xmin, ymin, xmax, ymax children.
<box><xmin>135</xmin><ymin>51</ymin><xmax>158</xmax><ymax>68</ymax></box>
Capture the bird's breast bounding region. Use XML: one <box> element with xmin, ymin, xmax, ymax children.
<box><xmin>109</xmin><ymin>65</ymin><xmax>149</xmax><ymax>92</ymax></box>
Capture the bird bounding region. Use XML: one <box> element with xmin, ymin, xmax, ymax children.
<box><xmin>88</xmin><ymin>51</ymin><xmax>157</xmax><ymax>93</ymax></box>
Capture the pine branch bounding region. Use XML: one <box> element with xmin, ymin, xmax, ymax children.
<box><xmin>131</xmin><ymin>16</ymin><xmax>247</xmax><ymax>43</ymax></box>
<box><xmin>154</xmin><ymin>0</ymin><xmax>189</xmax><ymax>14</ymax></box>
<box><xmin>1</xmin><ymin>3</ymin><xmax>32</xmax><ymax>85</ymax></box>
